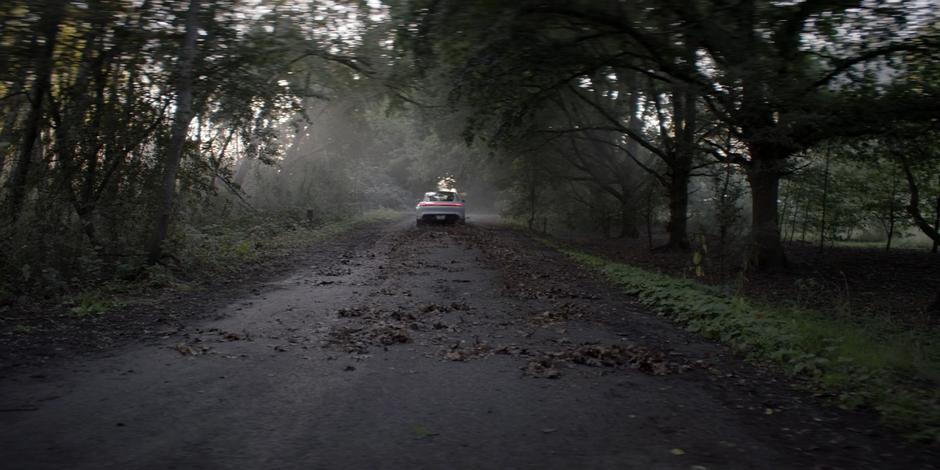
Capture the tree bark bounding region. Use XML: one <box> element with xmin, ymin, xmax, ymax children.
<box><xmin>4</xmin><ymin>1</ymin><xmax>64</xmax><ymax>222</ymax></box>
<box><xmin>74</xmin><ymin>59</ymin><xmax>109</xmax><ymax>253</ymax></box>
<box><xmin>885</xmin><ymin>168</ymin><xmax>898</xmax><ymax>251</ymax></box>
<box><xmin>818</xmin><ymin>147</ymin><xmax>830</xmax><ymax>251</ymax></box>
<box><xmin>900</xmin><ymin>158</ymin><xmax>940</xmax><ymax>248</ymax></box>
<box><xmin>787</xmin><ymin>205</ymin><xmax>799</xmax><ymax>242</ymax></box>
<box><xmin>0</xmin><ymin>80</ymin><xmax>25</xmax><ymax>172</ymax></box>
<box><xmin>664</xmin><ymin>83</ymin><xmax>695</xmax><ymax>250</ymax></box>
<box><xmin>523</xmin><ymin>159</ymin><xmax>539</xmax><ymax>231</ymax></box>
<box><xmin>645</xmin><ymin>188</ymin><xmax>654</xmax><ymax>249</ymax></box>
<box><xmin>933</xmin><ymin>173</ymin><xmax>939</xmax><ymax>254</ymax></box>
<box><xmin>146</xmin><ymin>0</ymin><xmax>200</xmax><ymax>264</ymax></box>
<box><xmin>665</xmin><ymin>172</ymin><xmax>690</xmax><ymax>249</ymax></box>
<box><xmin>618</xmin><ymin>194</ymin><xmax>638</xmax><ymax>238</ymax></box>
<box><xmin>745</xmin><ymin>152</ymin><xmax>788</xmax><ymax>270</ymax></box>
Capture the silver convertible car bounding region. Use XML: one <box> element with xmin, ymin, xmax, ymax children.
<box><xmin>416</xmin><ymin>191</ymin><xmax>466</xmax><ymax>225</ymax></box>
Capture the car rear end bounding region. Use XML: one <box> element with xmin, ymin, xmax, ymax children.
<box><xmin>416</xmin><ymin>191</ymin><xmax>466</xmax><ymax>225</ymax></box>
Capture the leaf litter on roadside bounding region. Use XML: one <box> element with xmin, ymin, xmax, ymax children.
<box><xmin>325</xmin><ymin>323</ymin><xmax>411</xmax><ymax>354</ymax></box>
<box><xmin>528</xmin><ymin>302</ymin><xmax>588</xmax><ymax>326</ymax></box>
<box><xmin>323</xmin><ymin>285</ymin><xmax>485</xmax><ymax>355</ymax></box>
<box><xmin>523</xmin><ymin>343</ymin><xmax>689</xmax><ymax>378</ymax></box>
<box><xmin>523</xmin><ymin>358</ymin><xmax>562</xmax><ymax>379</ymax></box>
<box><xmin>442</xmin><ymin>337</ymin><xmax>492</xmax><ymax>361</ymax></box>
<box><xmin>174</xmin><ymin>342</ymin><xmax>210</xmax><ymax>356</ymax></box>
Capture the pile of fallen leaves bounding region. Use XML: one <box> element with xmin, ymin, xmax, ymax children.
<box><xmin>325</xmin><ymin>323</ymin><xmax>412</xmax><ymax>353</ymax></box>
<box><xmin>172</xmin><ymin>328</ymin><xmax>253</xmax><ymax>356</ymax></box>
<box><xmin>443</xmin><ymin>338</ymin><xmax>493</xmax><ymax>361</ymax></box>
<box><xmin>325</xmin><ymin>302</ymin><xmax>472</xmax><ymax>354</ymax></box>
<box><xmin>528</xmin><ymin>302</ymin><xmax>588</xmax><ymax>326</ymax></box>
<box><xmin>523</xmin><ymin>343</ymin><xmax>689</xmax><ymax>378</ymax></box>
<box><xmin>325</xmin><ymin>306</ymin><xmax>415</xmax><ymax>353</ymax></box>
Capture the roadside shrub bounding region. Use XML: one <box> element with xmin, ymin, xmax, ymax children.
<box><xmin>556</xmin><ymin>245</ymin><xmax>940</xmax><ymax>443</ymax></box>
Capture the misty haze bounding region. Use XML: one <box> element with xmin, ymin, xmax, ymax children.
<box><xmin>1</xmin><ymin>1</ymin><xmax>938</xmax><ymax>468</ymax></box>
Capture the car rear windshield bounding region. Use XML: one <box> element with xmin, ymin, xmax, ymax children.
<box><xmin>425</xmin><ymin>191</ymin><xmax>457</xmax><ymax>202</ymax></box>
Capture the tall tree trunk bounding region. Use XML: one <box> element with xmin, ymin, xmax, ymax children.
<box><xmin>645</xmin><ymin>187</ymin><xmax>654</xmax><ymax>249</ymax></box>
<box><xmin>933</xmin><ymin>173</ymin><xmax>939</xmax><ymax>254</ymax></box>
<box><xmin>745</xmin><ymin>152</ymin><xmax>788</xmax><ymax>270</ymax></box>
<box><xmin>4</xmin><ymin>1</ymin><xmax>64</xmax><ymax>222</ymax></box>
<box><xmin>616</xmin><ymin>87</ymin><xmax>642</xmax><ymax>240</ymax></box>
<box><xmin>618</xmin><ymin>197</ymin><xmax>639</xmax><ymax>238</ymax></box>
<box><xmin>787</xmin><ymin>205</ymin><xmax>799</xmax><ymax>242</ymax></box>
<box><xmin>0</xmin><ymin>80</ymin><xmax>26</xmax><ymax>172</ymax></box>
<box><xmin>778</xmin><ymin>187</ymin><xmax>790</xmax><ymax>242</ymax></box>
<box><xmin>818</xmin><ymin>146</ymin><xmax>830</xmax><ymax>251</ymax></box>
<box><xmin>608</xmin><ymin>179</ymin><xmax>636</xmax><ymax>238</ymax></box>
<box><xmin>885</xmin><ymin>169</ymin><xmax>898</xmax><ymax>251</ymax></box>
<box><xmin>76</xmin><ymin>61</ymin><xmax>109</xmax><ymax>252</ymax></box>
<box><xmin>900</xmin><ymin>158</ymin><xmax>940</xmax><ymax>248</ymax></box>
<box><xmin>524</xmin><ymin>160</ymin><xmax>539</xmax><ymax>231</ymax></box>
<box><xmin>666</xmin><ymin>171</ymin><xmax>690</xmax><ymax>249</ymax></box>
<box><xmin>146</xmin><ymin>0</ymin><xmax>200</xmax><ymax>264</ymax></box>
<box><xmin>885</xmin><ymin>213</ymin><xmax>895</xmax><ymax>251</ymax></box>
<box><xmin>718</xmin><ymin>166</ymin><xmax>734</xmax><ymax>280</ymax></box>
<box><xmin>664</xmin><ymin>83</ymin><xmax>696</xmax><ymax>250</ymax></box>
<box><xmin>526</xmin><ymin>178</ymin><xmax>537</xmax><ymax>231</ymax></box>
<box><xmin>602</xmin><ymin>204</ymin><xmax>612</xmax><ymax>239</ymax></box>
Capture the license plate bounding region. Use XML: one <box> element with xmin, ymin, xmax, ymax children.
<box><xmin>435</xmin><ymin>215</ymin><xmax>446</xmax><ymax>220</ymax></box>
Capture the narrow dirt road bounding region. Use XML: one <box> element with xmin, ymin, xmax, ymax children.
<box><xmin>1</xmin><ymin>218</ymin><xmax>935</xmax><ymax>469</ymax></box>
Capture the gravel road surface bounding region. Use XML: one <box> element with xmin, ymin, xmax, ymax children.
<box><xmin>1</xmin><ymin>217</ymin><xmax>935</xmax><ymax>469</ymax></box>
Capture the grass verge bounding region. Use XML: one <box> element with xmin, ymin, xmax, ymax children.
<box><xmin>0</xmin><ymin>209</ymin><xmax>405</xmax><ymax>364</ymax></box>
<box><xmin>174</xmin><ymin>208</ymin><xmax>401</xmax><ymax>278</ymax></box>
<box><xmin>85</xmin><ymin>209</ymin><xmax>404</xmax><ymax>298</ymax></box>
<box><xmin>552</xmin><ymin>243</ymin><xmax>939</xmax><ymax>444</ymax></box>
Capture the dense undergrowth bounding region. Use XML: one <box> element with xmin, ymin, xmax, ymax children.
<box><xmin>1</xmin><ymin>209</ymin><xmax>402</xmax><ymax>309</ymax></box>
<box><xmin>164</xmin><ymin>208</ymin><xmax>400</xmax><ymax>283</ymax></box>
<box><xmin>548</xmin><ymin>242</ymin><xmax>940</xmax><ymax>443</ymax></box>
